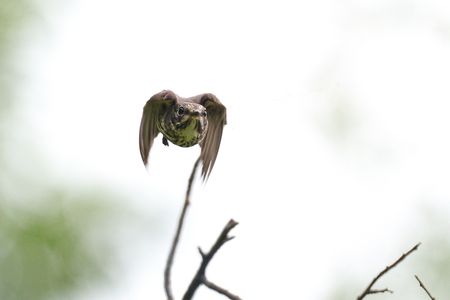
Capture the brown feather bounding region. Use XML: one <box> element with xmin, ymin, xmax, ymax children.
<box><xmin>139</xmin><ymin>90</ymin><xmax>176</xmax><ymax>166</ymax></box>
<box><xmin>189</xmin><ymin>93</ymin><xmax>227</xmax><ymax>180</ymax></box>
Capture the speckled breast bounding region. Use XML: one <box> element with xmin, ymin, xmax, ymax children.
<box><xmin>159</xmin><ymin>115</ymin><xmax>208</xmax><ymax>147</ymax></box>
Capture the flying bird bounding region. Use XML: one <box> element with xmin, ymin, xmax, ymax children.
<box><xmin>139</xmin><ymin>90</ymin><xmax>227</xmax><ymax>180</ymax></box>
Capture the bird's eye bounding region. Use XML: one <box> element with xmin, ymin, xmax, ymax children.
<box><xmin>177</xmin><ymin>106</ymin><xmax>185</xmax><ymax>115</ymax></box>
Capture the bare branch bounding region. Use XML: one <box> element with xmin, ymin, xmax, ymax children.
<box><xmin>164</xmin><ymin>157</ymin><xmax>201</xmax><ymax>300</ymax></box>
<box><xmin>357</xmin><ymin>242</ymin><xmax>421</xmax><ymax>300</ymax></box>
<box><xmin>415</xmin><ymin>275</ymin><xmax>436</xmax><ymax>300</ymax></box>
<box><xmin>183</xmin><ymin>219</ymin><xmax>240</xmax><ymax>300</ymax></box>
<box><xmin>203</xmin><ymin>278</ymin><xmax>242</xmax><ymax>300</ymax></box>
<box><xmin>198</xmin><ymin>247</ymin><xmax>206</xmax><ymax>259</ymax></box>
<box><xmin>366</xmin><ymin>288</ymin><xmax>393</xmax><ymax>295</ymax></box>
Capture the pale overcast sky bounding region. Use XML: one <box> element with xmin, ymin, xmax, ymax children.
<box><xmin>18</xmin><ymin>0</ymin><xmax>450</xmax><ymax>299</ymax></box>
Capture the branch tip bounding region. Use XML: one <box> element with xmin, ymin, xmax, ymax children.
<box><xmin>227</xmin><ymin>219</ymin><xmax>239</xmax><ymax>228</ymax></box>
<box><xmin>226</xmin><ymin>236</ymin><xmax>236</xmax><ymax>242</ymax></box>
<box><xmin>356</xmin><ymin>242</ymin><xmax>420</xmax><ymax>300</ymax></box>
<box><xmin>368</xmin><ymin>288</ymin><xmax>393</xmax><ymax>295</ymax></box>
<box><xmin>415</xmin><ymin>274</ymin><xmax>436</xmax><ymax>300</ymax></box>
<box><xmin>198</xmin><ymin>247</ymin><xmax>206</xmax><ymax>258</ymax></box>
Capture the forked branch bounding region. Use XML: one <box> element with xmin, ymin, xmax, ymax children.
<box><xmin>357</xmin><ymin>242</ymin><xmax>421</xmax><ymax>300</ymax></box>
<box><xmin>163</xmin><ymin>157</ymin><xmax>240</xmax><ymax>300</ymax></box>
<box><xmin>164</xmin><ymin>157</ymin><xmax>201</xmax><ymax>300</ymax></box>
<box><xmin>183</xmin><ymin>219</ymin><xmax>240</xmax><ymax>300</ymax></box>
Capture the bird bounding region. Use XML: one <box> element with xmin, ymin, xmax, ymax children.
<box><xmin>139</xmin><ymin>90</ymin><xmax>227</xmax><ymax>180</ymax></box>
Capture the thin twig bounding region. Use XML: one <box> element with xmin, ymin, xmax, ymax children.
<box><xmin>366</xmin><ymin>288</ymin><xmax>393</xmax><ymax>295</ymax></box>
<box><xmin>183</xmin><ymin>219</ymin><xmax>240</xmax><ymax>300</ymax></box>
<box><xmin>357</xmin><ymin>242</ymin><xmax>421</xmax><ymax>300</ymax></box>
<box><xmin>164</xmin><ymin>157</ymin><xmax>201</xmax><ymax>300</ymax></box>
<box><xmin>415</xmin><ymin>275</ymin><xmax>436</xmax><ymax>300</ymax></box>
<box><xmin>203</xmin><ymin>279</ymin><xmax>242</xmax><ymax>300</ymax></box>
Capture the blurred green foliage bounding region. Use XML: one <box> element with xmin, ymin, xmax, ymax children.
<box><xmin>0</xmin><ymin>1</ymin><xmax>128</xmax><ymax>299</ymax></box>
<box><xmin>0</xmin><ymin>0</ymin><xmax>35</xmax><ymax>117</ymax></box>
<box><xmin>0</xmin><ymin>198</ymin><xmax>116</xmax><ymax>300</ymax></box>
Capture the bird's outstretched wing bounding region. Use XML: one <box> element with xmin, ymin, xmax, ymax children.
<box><xmin>139</xmin><ymin>90</ymin><xmax>177</xmax><ymax>165</ymax></box>
<box><xmin>189</xmin><ymin>93</ymin><xmax>227</xmax><ymax>180</ymax></box>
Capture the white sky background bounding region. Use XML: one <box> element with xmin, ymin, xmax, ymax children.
<box><xmin>18</xmin><ymin>0</ymin><xmax>450</xmax><ymax>299</ymax></box>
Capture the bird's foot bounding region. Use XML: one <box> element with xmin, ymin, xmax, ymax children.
<box><xmin>162</xmin><ymin>136</ymin><xmax>169</xmax><ymax>146</ymax></box>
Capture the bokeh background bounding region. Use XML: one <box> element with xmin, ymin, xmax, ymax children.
<box><xmin>1</xmin><ymin>0</ymin><xmax>450</xmax><ymax>299</ymax></box>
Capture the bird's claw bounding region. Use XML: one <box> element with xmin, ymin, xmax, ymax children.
<box><xmin>162</xmin><ymin>136</ymin><xmax>169</xmax><ymax>146</ymax></box>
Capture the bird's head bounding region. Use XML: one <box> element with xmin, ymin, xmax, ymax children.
<box><xmin>173</xmin><ymin>103</ymin><xmax>208</xmax><ymax>133</ymax></box>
